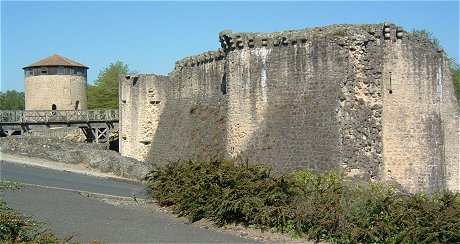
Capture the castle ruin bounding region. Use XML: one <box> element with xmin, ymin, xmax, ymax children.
<box><xmin>119</xmin><ymin>23</ymin><xmax>460</xmax><ymax>193</ymax></box>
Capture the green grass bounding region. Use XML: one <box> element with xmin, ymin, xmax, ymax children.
<box><xmin>146</xmin><ymin>160</ymin><xmax>460</xmax><ymax>243</ymax></box>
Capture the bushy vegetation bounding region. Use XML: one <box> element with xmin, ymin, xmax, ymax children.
<box><xmin>0</xmin><ymin>181</ymin><xmax>61</xmax><ymax>243</ymax></box>
<box><xmin>451</xmin><ymin>62</ymin><xmax>460</xmax><ymax>103</ymax></box>
<box><xmin>0</xmin><ymin>90</ymin><xmax>24</xmax><ymax>110</ymax></box>
<box><xmin>146</xmin><ymin>161</ymin><xmax>460</xmax><ymax>243</ymax></box>
<box><xmin>87</xmin><ymin>61</ymin><xmax>129</xmax><ymax>109</ymax></box>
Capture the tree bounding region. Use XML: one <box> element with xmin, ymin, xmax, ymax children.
<box><xmin>87</xmin><ymin>61</ymin><xmax>129</xmax><ymax>109</ymax></box>
<box><xmin>451</xmin><ymin>63</ymin><xmax>460</xmax><ymax>104</ymax></box>
<box><xmin>0</xmin><ymin>90</ymin><xmax>24</xmax><ymax>110</ymax></box>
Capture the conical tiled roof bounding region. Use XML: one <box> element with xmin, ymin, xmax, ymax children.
<box><xmin>23</xmin><ymin>54</ymin><xmax>88</xmax><ymax>69</ymax></box>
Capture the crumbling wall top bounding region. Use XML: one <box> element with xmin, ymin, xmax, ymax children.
<box><xmin>172</xmin><ymin>23</ymin><xmax>443</xmax><ymax>73</ymax></box>
<box><xmin>218</xmin><ymin>23</ymin><xmax>391</xmax><ymax>50</ymax></box>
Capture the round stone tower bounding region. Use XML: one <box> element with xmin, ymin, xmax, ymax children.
<box><xmin>23</xmin><ymin>54</ymin><xmax>88</xmax><ymax>110</ymax></box>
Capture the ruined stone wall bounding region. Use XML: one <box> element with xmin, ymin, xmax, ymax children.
<box><xmin>221</xmin><ymin>33</ymin><xmax>347</xmax><ymax>172</ymax></box>
<box><xmin>119</xmin><ymin>74</ymin><xmax>170</xmax><ymax>160</ymax></box>
<box><xmin>120</xmin><ymin>57</ymin><xmax>226</xmax><ymax>162</ymax></box>
<box><xmin>122</xmin><ymin>25</ymin><xmax>382</xmax><ymax>176</ymax></box>
<box><xmin>27</xmin><ymin>127</ymin><xmax>86</xmax><ymax>142</ymax></box>
<box><xmin>145</xmin><ymin>57</ymin><xmax>227</xmax><ymax>164</ymax></box>
<box><xmin>25</xmin><ymin>75</ymin><xmax>87</xmax><ymax>110</ymax></box>
<box><xmin>454</xmin><ymin>113</ymin><xmax>460</xmax><ymax>192</ymax></box>
<box><xmin>120</xmin><ymin>23</ymin><xmax>459</xmax><ymax>192</ymax></box>
<box><xmin>381</xmin><ymin>26</ymin><xmax>460</xmax><ymax>193</ymax></box>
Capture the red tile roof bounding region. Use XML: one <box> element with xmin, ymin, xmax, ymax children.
<box><xmin>23</xmin><ymin>54</ymin><xmax>88</xmax><ymax>69</ymax></box>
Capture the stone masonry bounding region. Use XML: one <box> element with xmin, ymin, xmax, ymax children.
<box><xmin>25</xmin><ymin>74</ymin><xmax>87</xmax><ymax>110</ymax></box>
<box><xmin>119</xmin><ymin>23</ymin><xmax>460</xmax><ymax>193</ymax></box>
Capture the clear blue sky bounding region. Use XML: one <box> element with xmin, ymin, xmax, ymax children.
<box><xmin>1</xmin><ymin>1</ymin><xmax>459</xmax><ymax>91</ymax></box>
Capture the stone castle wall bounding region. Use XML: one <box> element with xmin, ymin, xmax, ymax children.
<box><xmin>120</xmin><ymin>57</ymin><xmax>227</xmax><ymax>162</ymax></box>
<box><xmin>120</xmin><ymin>74</ymin><xmax>170</xmax><ymax>160</ymax></box>
<box><xmin>120</xmin><ymin>23</ymin><xmax>459</xmax><ymax>192</ymax></box>
<box><xmin>25</xmin><ymin>75</ymin><xmax>87</xmax><ymax>110</ymax></box>
<box><xmin>382</xmin><ymin>32</ymin><xmax>460</xmax><ymax>193</ymax></box>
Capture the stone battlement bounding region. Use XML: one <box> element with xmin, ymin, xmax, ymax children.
<box><xmin>174</xmin><ymin>23</ymin><xmax>419</xmax><ymax>70</ymax></box>
<box><xmin>174</xmin><ymin>49</ymin><xmax>225</xmax><ymax>69</ymax></box>
<box><xmin>218</xmin><ymin>24</ymin><xmax>391</xmax><ymax>50</ymax></box>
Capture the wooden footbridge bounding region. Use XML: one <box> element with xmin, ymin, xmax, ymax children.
<box><xmin>0</xmin><ymin>110</ymin><xmax>118</xmax><ymax>143</ymax></box>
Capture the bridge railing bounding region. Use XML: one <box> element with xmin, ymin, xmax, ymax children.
<box><xmin>0</xmin><ymin>109</ymin><xmax>119</xmax><ymax>124</ymax></box>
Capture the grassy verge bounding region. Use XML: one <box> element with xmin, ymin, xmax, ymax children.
<box><xmin>0</xmin><ymin>181</ymin><xmax>62</xmax><ymax>243</ymax></box>
<box><xmin>145</xmin><ymin>160</ymin><xmax>460</xmax><ymax>243</ymax></box>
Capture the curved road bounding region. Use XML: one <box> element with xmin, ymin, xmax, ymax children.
<box><xmin>0</xmin><ymin>161</ymin><xmax>256</xmax><ymax>243</ymax></box>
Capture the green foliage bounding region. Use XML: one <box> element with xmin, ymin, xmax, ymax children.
<box><xmin>0</xmin><ymin>181</ymin><xmax>21</xmax><ymax>192</ymax></box>
<box><xmin>87</xmin><ymin>61</ymin><xmax>129</xmax><ymax>109</ymax></box>
<box><xmin>0</xmin><ymin>90</ymin><xmax>24</xmax><ymax>110</ymax></box>
<box><xmin>146</xmin><ymin>160</ymin><xmax>460</xmax><ymax>243</ymax></box>
<box><xmin>146</xmin><ymin>160</ymin><xmax>294</xmax><ymax>224</ymax></box>
<box><xmin>0</xmin><ymin>200</ymin><xmax>60</xmax><ymax>243</ymax></box>
<box><xmin>288</xmin><ymin>170</ymin><xmax>345</xmax><ymax>240</ymax></box>
<box><xmin>450</xmin><ymin>62</ymin><xmax>460</xmax><ymax>103</ymax></box>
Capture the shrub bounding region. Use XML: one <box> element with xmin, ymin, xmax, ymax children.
<box><xmin>146</xmin><ymin>160</ymin><xmax>294</xmax><ymax>225</ymax></box>
<box><xmin>0</xmin><ymin>201</ymin><xmax>60</xmax><ymax>243</ymax></box>
<box><xmin>146</xmin><ymin>161</ymin><xmax>460</xmax><ymax>243</ymax></box>
<box><xmin>285</xmin><ymin>170</ymin><xmax>344</xmax><ymax>240</ymax></box>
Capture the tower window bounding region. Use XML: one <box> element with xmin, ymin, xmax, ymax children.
<box><xmin>25</xmin><ymin>69</ymin><xmax>33</xmax><ymax>77</ymax></box>
<box><xmin>33</xmin><ymin>68</ymin><xmax>40</xmax><ymax>76</ymax></box>
<box><xmin>65</xmin><ymin>67</ymin><xmax>72</xmax><ymax>75</ymax></box>
<box><xmin>57</xmin><ymin>66</ymin><xmax>65</xmax><ymax>75</ymax></box>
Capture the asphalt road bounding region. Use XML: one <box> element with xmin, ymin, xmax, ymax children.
<box><xmin>0</xmin><ymin>161</ymin><xmax>147</xmax><ymax>198</ymax></box>
<box><xmin>0</xmin><ymin>161</ymin><xmax>256</xmax><ymax>243</ymax></box>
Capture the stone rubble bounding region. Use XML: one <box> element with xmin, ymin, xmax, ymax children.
<box><xmin>0</xmin><ymin>136</ymin><xmax>150</xmax><ymax>180</ymax></box>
